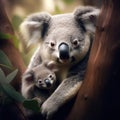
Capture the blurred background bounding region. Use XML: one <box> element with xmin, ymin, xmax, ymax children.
<box><xmin>3</xmin><ymin>0</ymin><xmax>102</xmax><ymax>66</ymax></box>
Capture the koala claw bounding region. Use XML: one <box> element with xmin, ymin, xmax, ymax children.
<box><xmin>41</xmin><ymin>101</ymin><xmax>58</xmax><ymax>120</ymax></box>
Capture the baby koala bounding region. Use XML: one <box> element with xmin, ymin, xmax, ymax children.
<box><xmin>21</xmin><ymin>61</ymin><xmax>58</xmax><ymax>107</ymax></box>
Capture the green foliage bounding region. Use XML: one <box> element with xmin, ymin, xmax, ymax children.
<box><xmin>12</xmin><ymin>15</ymin><xmax>23</xmax><ymax>31</ymax></box>
<box><xmin>62</xmin><ymin>0</ymin><xmax>74</xmax><ymax>4</ymax></box>
<box><xmin>0</xmin><ymin>50</ymin><xmax>40</xmax><ymax>112</ymax></box>
<box><xmin>0</xmin><ymin>32</ymin><xmax>12</xmax><ymax>40</ymax></box>
<box><xmin>0</xmin><ymin>69</ymin><xmax>18</xmax><ymax>83</ymax></box>
<box><xmin>0</xmin><ymin>68</ymin><xmax>40</xmax><ymax>112</ymax></box>
<box><xmin>0</xmin><ymin>68</ymin><xmax>24</xmax><ymax>102</ymax></box>
<box><xmin>54</xmin><ymin>5</ymin><xmax>62</xmax><ymax>14</ymax></box>
<box><xmin>23</xmin><ymin>99</ymin><xmax>40</xmax><ymax>112</ymax></box>
<box><xmin>0</xmin><ymin>50</ymin><xmax>13</xmax><ymax>69</ymax></box>
<box><xmin>0</xmin><ymin>51</ymin><xmax>21</xmax><ymax>102</ymax></box>
<box><xmin>0</xmin><ymin>33</ymin><xmax>19</xmax><ymax>49</ymax></box>
<box><xmin>6</xmin><ymin>69</ymin><xmax>18</xmax><ymax>83</ymax></box>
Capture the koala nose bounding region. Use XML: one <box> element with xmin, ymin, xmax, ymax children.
<box><xmin>45</xmin><ymin>79</ymin><xmax>51</xmax><ymax>87</ymax></box>
<box><xmin>58</xmin><ymin>43</ymin><xmax>69</xmax><ymax>60</ymax></box>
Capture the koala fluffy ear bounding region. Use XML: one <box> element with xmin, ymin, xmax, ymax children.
<box><xmin>74</xmin><ymin>6</ymin><xmax>100</xmax><ymax>33</ymax></box>
<box><xmin>20</xmin><ymin>12</ymin><xmax>51</xmax><ymax>45</ymax></box>
<box><xmin>22</xmin><ymin>70</ymin><xmax>34</xmax><ymax>82</ymax></box>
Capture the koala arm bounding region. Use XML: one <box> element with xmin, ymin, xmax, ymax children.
<box><xmin>41</xmin><ymin>53</ymin><xmax>89</xmax><ymax>119</ymax></box>
<box><xmin>21</xmin><ymin>81</ymin><xmax>34</xmax><ymax>99</ymax></box>
<box><xmin>41</xmin><ymin>75</ymin><xmax>83</xmax><ymax>119</ymax></box>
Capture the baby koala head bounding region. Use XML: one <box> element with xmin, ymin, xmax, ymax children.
<box><xmin>33</xmin><ymin>64</ymin><xmax>56</xmax><ymax>89</ymax></box>
<box><xmin>23</xmin><ymin>61</ymin><xmax>58</xmax><ymax>89</ymax></box>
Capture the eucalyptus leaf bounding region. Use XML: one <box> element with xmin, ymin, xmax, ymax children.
<box><xmin>23</xmin><ymin>99</ymin><xmax>40</xmax><ymax>112</ymax></box>
<box><xmin>0</xmin><ymin>68</ymin><xmax>6</xmax><ymax>83</ymax></box>
<box><xmin>0</xmin><ymin>64</ymin><xmax>13</xmax><ymax>69</ymax></box>
<box><xmin>0</xmin><ymin>33</ymin><xmax>11</xmax><ymax>39</ymax></box>
<box><xmin>0</xmin><ymin>32</ymin><xmax>19</xmax><ymax>49</ymax></box>
<box><xmin>0</xmin><ymin>82</ymin><xmax>25</xmax><ymax>103</ymax></box>
<box><xmin>0</xmin><ymin>50</ymin><xmax>13</xmax><ymax>69</ymax></box>
<box><xmin>6</xmin><ymin>69</ymin><xmax>18</xmax><ymax>83</ymax></box>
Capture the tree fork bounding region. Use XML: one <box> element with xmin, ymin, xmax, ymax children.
<box><xmin>67</xmin><ymin>0</ymin><xmax>120</xmax><ymax>120</ymax></box>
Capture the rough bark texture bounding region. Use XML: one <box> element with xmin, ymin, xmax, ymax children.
<box><xmin>0</xmin><ymin>0</ymin><xmax>26</xmax><ymax>91</ymax></box>
<box><xmin>67</xmin><ymin>0</ymin><xmax>120</xmax><ymax>120</ymax></box>
<box><xmin>0</xmin><ymin>0</ymin><xmax>26</xmax><ymax>120</ymax></box>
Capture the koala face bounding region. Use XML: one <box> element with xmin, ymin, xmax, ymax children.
<box><xmin>41</xmin><ymin>14</ymin><xmax>90</xmax><ymax>66</ymax></box>
<box><xmin>33</xmin><ymin>66</ymin><xmax>56</xmax><ymax>89</ymax></box>
<box><xmin>23</xmin><ymin>63</ymin><xmax>56</xmax><ymax>90</ymax></box>
<box><xmin>35</xmin><ymin>73</ymin><xmax>56</xmax><ymax>89</ymax></box>
<box><xmin>20</xmin><ymin>7</ymin><xmax>99</xmax><ymax>67</ymax></box>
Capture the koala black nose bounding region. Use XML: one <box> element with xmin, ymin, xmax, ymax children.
<box><xmin>45</xmin><ymin>79</ymin><xmax>51</xmax><ymax>87</ymax></box>
<box><xmin>58</xmin><ymin>43</ymin><xmax>69</xmax><ymax>60</ymax></box>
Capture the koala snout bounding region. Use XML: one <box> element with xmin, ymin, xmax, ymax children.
<box><xmin>45</xmin><ymin>79</ymin><xmax>51</xmax><ymax>88</ymax></box>
<box><xmin>58</xmin><ymin>43</ymin><xmax>69</xmax><ymax>60</ymax></box>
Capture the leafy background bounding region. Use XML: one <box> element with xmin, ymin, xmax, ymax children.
<box><xmin>0</xmin><ymin>49</ymin><xmax>40</xmax><ymax>112</ymax></box>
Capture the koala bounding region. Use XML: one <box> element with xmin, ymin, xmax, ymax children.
<box><xmin>21</xmin><ymin>61</ymin><xmax>57</xmax><ymax>106</ymax></box>
<box><xmin>20</xmin><ymin>6</ymin><xmax>100</xmax><ymax>119</ymax></box>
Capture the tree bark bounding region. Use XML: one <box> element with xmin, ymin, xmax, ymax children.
<box><xmin>67</xmin><ymin>0</ymin><xmax>120</xmax><ymax>120</ymax></box>
<box><xmin>0</xmin><ymin>0</ymin><xmax>26</xmax><ymax>91</ymax></box>
<box><xmin>83</xmin><ymin>0</ymin><xmax>102</xmax><ymax>8</ymax></box>
<box><xmin>0</xmin><ymin>0</ymin><xmax>27</xmax><ymax>120</ymax></box>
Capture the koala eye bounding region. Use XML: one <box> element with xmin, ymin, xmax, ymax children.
<box><xmin>72</xmin><ymin>39</ymin><xmax>79</xmax><ymax>48</ymax></box>
<box><xmin>38</xmin><ymin>79</ymin><xmax>42</xmax><ymax>84</ymax></box>
<box><xmin>48</xmin><ymin>74</ymin><xmax>54</xmax><ymax>80</ymax></box>
<box><xmin>49</xmin><ymin>41</ymin><xmax>56</xmax><ymax>49</ymax></box>
<box><xmin>49</xmin><ymin>74</ymin><xmax>53</xmax><ymax>78</ymax></box>
<box><xmin>50</xmin><ymin>42</ymin><xmax>55</xmax><ymax>47</ymax></box>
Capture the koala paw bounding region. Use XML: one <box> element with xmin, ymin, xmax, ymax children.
<box><xmin>41</xmin><ymin>100</ymin><xmax>58</xmax><ymax>120</ymax></box>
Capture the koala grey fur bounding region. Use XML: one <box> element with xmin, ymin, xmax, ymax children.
<box><xmin>21</xmin><ymin>62</ymin><xmax>57</xmax><ymax>108</ymax></box>
<box><xmin>20</xmin><ymin>6</ymin><xmax>100</xmax><ymax>119</ymax></box>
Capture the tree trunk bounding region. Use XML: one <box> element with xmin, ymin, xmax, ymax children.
<box><xmin>83</xmin><ymin>0</ymin><xmax>102</xmax><ymax>8</ymax></box>
<box><xmin>0</xmin><ymin>0</ymin><xmax>26</xmax><ymax>120</ymax></box>
<box><xmin>0</xmin><ymin>0</ymin><xmax>26</xmax><ymax>91</ymax></box>
<box><xmin>67</xmin><ymin>0</ymin><xmax>120</xmax><ymax>120</ymax></box>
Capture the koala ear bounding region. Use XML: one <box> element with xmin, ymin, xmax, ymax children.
<box><xmin>22</xmin><ymin>70</ymin><xmax>34</xmax><ymax>82</ymax></box>
<box><xmin>74</xmin><ymin>6</ymin><xmax>100</xmax><ymax>33</ymax></box>
<box><xmin>20</xmin><ymin>12</ymin><xmax>51</xmax><ymax>45</ymax></box>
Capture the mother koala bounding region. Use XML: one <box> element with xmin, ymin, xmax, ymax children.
<box><xmin>20</xmin><ymin>6</ymin><xmax>100</xmax><ymax>119</ymax></box>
